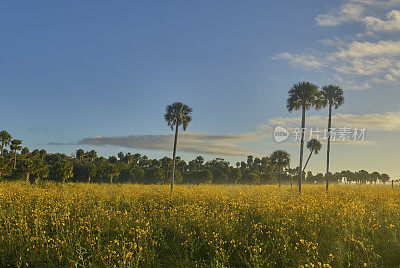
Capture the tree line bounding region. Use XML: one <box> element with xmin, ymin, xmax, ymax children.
<box><xmin>0</xmin><ymin>130</ymin><xmax>391</xmax><ymax>185</ymax></box>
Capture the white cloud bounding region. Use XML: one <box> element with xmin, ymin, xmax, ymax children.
<box><xmin>78</xmin><ymin>131</ymin><xmax>268</xmax><ymax>156</ymax></box>
<box><xmin>364</xmin><ymin>10</ymin><xmax>400</xmax><ymax>32</ymax></box>
<box><xmin>334</xmin><ymin>40</ymin><xmax>400</xmax><ymax>58</ymax></box>
<box><xmin>273</xmin><ymin>39</ymin><xmax>400</xmax><ymax>88</ymax></box>
<box><xmin>273</xmin><ymin>53</ymin><xmax>325</xmax><ymax>70</ymax></box>
<box><xmin>268</xmin><ymin>110</ymin><xmax>400</xmax><ymax>131</ymax></box>
<box><xmin>316</xmin><ymin>0</ymin><xmax>400</xmax><ymax>27</ymax></box>
<box><xmin>316</xmin><ymin>2</ymin><xmax>365</xmax><ymax>26</ymax></box>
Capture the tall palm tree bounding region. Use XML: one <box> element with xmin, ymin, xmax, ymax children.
<box><xmin>321</xmin><ymin>85</ymin><xmax>344</xmax><ymax>190</ymax></box>
<box><xmin>302</xmin><ymin>139</ymin><xmax>322</xmax><ymax>172</ymax></box>
<box><xmin>10</xmin><ymin>139</ymin><xmax>22</xmax><ymax>169</ymax></box>
<box><xmin>287</xmin><ymin>81</ymin><xmax>322</xmax><ymax>193</ymax></box>
<box><xmin>164</xmin><ymin>102</ymin><xmax>192</xmax><ymax>191</ymax></box>
<box><xmin>270</xmin><ymin>150</ymin><xmax>291</xmax><ymax>187</ymax></box>
<box><xmin>0</xmin><ymin>131</ymin><xmax>12</xmax><ymax>156</ymax></box>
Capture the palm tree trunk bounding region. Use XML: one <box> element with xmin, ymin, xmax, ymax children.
<box><xmin>171</xmin><ymin>123</ymin><xmax>179</xmax><ymax>191</ymax></box>
<box><xmin>299</xmin><ymin>106</ymin><xmax>306</xmax><ymax>194</ymax></box>
<box><xmin>1</xmin><ymin>143</ymin><xmax>3</xmax><ymax>156</ymax></box>
<box><xmin>88</xmin><ymin>176</ymin><xmax>91</xmax><ymax>183</ymax></box>
<box><xmin>26</xmin><ymin>173</ymin><xmax>30</xmax><ymax>184</ymax></box>
<box><xmin>326</xmin><ymin>104</ymin><xmax>332</xmax><ymax>191</ymax></box>
<box><xmin>302</xmin><ymin>150</ymin><xmax>314</xmax><ymax>172</ymax></box>
<box><xmin>13</xmin><ymin>151</ymin><xmax>17</xmax><ymax>169</ymax></box>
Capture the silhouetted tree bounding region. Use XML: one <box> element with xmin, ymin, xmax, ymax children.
<box><xmin>287</xmin><ymin>81</ymin><xmax>322</xmax><ymax>193</ymax></box>
<box><xmin>321</xmin><ymin>85</ymin><xmax>344</xmax><ymax>190</ymax></box>
<box><xmin>164</xmin><ymin>102</ymin><xmax>192</xmax><ymax>191</ymax></box>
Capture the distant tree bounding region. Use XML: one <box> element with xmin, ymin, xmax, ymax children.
<box><xmin>253</xmin><ymin>157</ymin><xmax>261</xmax><ymax>171</ymax></box>
<box><xmin>314</xmin><ymin>173</ymin><xmax>325</xmax><ymax>183</ymax></box>
<box><xmin>370</xmin><ymin>171</ymin><xmax>380</xmax><ymax>184</ymax></box>
<box><xmin>85</xmin><ymin>163</ymin><xmax>96</xmax><ymax>183</ymax></box>
<box><xmin>287</xmin><ymin>81</ymin><xmax>322</xmax><ymax>193</ymax></box>
<box><xmin>10</xmin><ymin>139</ymin><xmax>22</xmax><ymax>169</ymax></box>
<box><xmin>145</xmin><ymin>166</ymin><xmax>165</xmax><ymax>184</ymax></box>
<box><xmin>139</xmin><ymin>155</ymin><xmax>150</xmax><ymax>167</ymax></box>
<box><xmin>54</xmin><ymin>160</ymin><xmax>73</xmax><ymax>183</ymax></box>
<box><xmin>132</xmin><ymin>153</ymin><xmax>141</xmax><ymax>164</ymax></box>
<box><xmin>88</xmin><ymin>150</ymin><xmax>97</xmax><ymax>162</ymax></box>
<box><xmin>195</xmin><ymin>156</ymin><xmax>204</xmax><ymax>166</ymax></box>
<box><xmin>21</xmin><ymin>147</ymin><xmax>29</xmax><ymax>156</ymax></box>
<box><xmin>108</xmin><ymin>156</ymin><xmax>118</xmax><ymax>164</ymax></box>
<box><xmin>117</xmin><ymin>152</ymin><xmax>124</xmax><ymax>161</ymax></box>
<box><xmin>357</xmin><ymin>170</ymin><xmax>369</xmax><ymax>184</ymax></box>
<box><xmin>303</xmin><ymin>139</ymin><xmax>322</xmax><ymax>172</ymax></box>
<box><xmin>164</xmin><ymin>102</ymin><xmax>192</xmax><ymax>191</ymax></box>
<box><xmin>177</xmin><ymin>160</ymin><xmax>187</xmax><ymax>174</ymax></box>
<box><xmin>19</xmin><ymin>158</ymin><xmax>34</xmax><ymax>184</ymax></box>
<box><xmin>246</xmin><ymin>172</ymin><xmax>261</xmax><ymax>185</ymax></box>
<box><xmin>31</xmin><ymin>149</ymin><xmax>40</xmax><ymax>158</ymax></box>
<box><xmin>104</xmin><ymin>163</ymin><xmax>119</xmax><ymax>184</ymax></box>
<box><xmin>231</xmin><ymin>168</ymin><xmax>242</xmax><ymax>184</ymax></box>
<box><xmin>76</xmin><ymin>149</ymin><xmax>84</xmax><ymax>161</ymax></box>
<box><xmin>212</xmin><ymin>170</ymin><xmax>229</xmax><ymax>184</ymax></box>
<box><xmin>270</xmin><ymin>150</ymin><xmax>291</xmax><ymax>187</ymax></box>
<box><xmin>321</xmin><ymin>85</ymin><xmax>344</xmax><ymax>190</ymax></box>
<box><xmin>39</xmin><ymin>149</ymin><xmax>47</xmax><ymax>159</ymax></box>
<box><xmin>236</xmin><ymin>162</ymin><xmax>240</xmax><ymax>168</ymax></box>
<box><xmin>306</xmin><ymin>171</ymin><xmax>313</xmax><ymax>181</ymax></box>
<box><xmin>240</xmin><ymin>161</ymin><xmax>247</xmax><ymax>169</ymax></box>
<box><xmin>247</xmin><ymin>155</ymin><xmax>254</xmax><ymax>168</ymax></box>
<box><xmin>0</xmin><ymin>131</ymin><xmax>12</xmax><ymax>156</ymax></box>
<box><xmin>0</xmin><ymin>156</ymin><xmax>12</xmax><ymax>180</ymax></box>
<box><xmin>32</xmin><ymin>158</ymin><xmax>49</xmax><ymax>184</ymax></box>
<box><xmin>380</xmin><ymin>173</ymin><xmax>390</xmax><ymax>184</ymax></box>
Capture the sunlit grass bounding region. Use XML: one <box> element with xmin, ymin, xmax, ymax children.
<box><xmin>0</xmin><ymin>182</ymin><xmax>399</xmax><ymax>267</ymax></box>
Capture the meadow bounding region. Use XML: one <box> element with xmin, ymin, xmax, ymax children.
<box><xmin>0</xmin><ymin>182</ymin><xmax>399</xmax><ymax>267</ymax></box>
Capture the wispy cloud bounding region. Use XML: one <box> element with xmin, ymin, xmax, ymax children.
<box><xmin>274</xmin><ymin>1</ymin><xmax>400</xmax><ymax>89</ymax></box>
<box><xmin>268</xmin><ymin>110</ymin><xmax>400</xmax><ymax>131</ymax></box>
<box><xmin>364</xmin><ymin>10</ymin><xmax>400</xmax><ymax>33</ymax></box>
<box><xmin>78</xmin><ymin>131</ymin><xmax>268</xmax><ymax>156</ymax></box>
<box><xmin>272</xmin><ymin>53</ymin><xmax>326</xmax><ymax>70</ymax></box>
<box><xmin>316</xmin><ymin>0</ymin><xmax>400</xmax><ymax>27</ymax></box>
<box><xmin>316</xmin><ymin>1</ymin><xmax>366</xmax><ymax>26</ymax></box>
<box><xmin>27</xmin><ymin>127</ymin><xmax>49</xmax><ymax>133</ymax></box>
<box><xmin>46</xmin><ymin>142</ymin><xmax>75</xmax><ymax>146</ymax></box>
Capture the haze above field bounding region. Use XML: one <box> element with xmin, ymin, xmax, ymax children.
<box><xmin>1</xmin><ymin>1</ymin><xmax>400</xmax><ymax>177</ymax></box>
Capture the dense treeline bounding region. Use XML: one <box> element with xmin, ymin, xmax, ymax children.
<box><xmin>0</xmin><ymin>130</ymin><xmax>391</xmax><ymax>185</ymax></box>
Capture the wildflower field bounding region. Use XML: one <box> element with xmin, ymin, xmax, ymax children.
<box><xmin>0</xmin><ymin>182</ymin><xmax>399</xmax><ymax>267</ymax></box>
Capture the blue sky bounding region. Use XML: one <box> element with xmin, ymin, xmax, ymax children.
<box><xmin>1</xmin><ymin>1</ymin><xmax>400</xmax><ymax>177</ymax></box>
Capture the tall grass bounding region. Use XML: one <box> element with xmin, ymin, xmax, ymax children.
<box><xmin>0</xmin><ymin>182</ymin><xmax>399</xmax><ymax>267</ymax></box>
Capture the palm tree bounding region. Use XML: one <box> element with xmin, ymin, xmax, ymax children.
<box><xmin>302</xmin><ymin>139</ymin><xmax>322</xmax><ymax>172</ymax></box>
<box><xmin>10</xmin><ymin>139</ymin><xmax>22</xmax><ymax>169</ymax></box>
<box><xmin>0</xmin><ymin>131</ymin><xmax>12</xmax><ymax>156</ymax></box>
<box><xmin>164</xmin><ymin>102</ymin><xmax>192</xmax><ymax>191</ymax></box>
<box><xmin>287</xmin><ymin>81</ymin><xmax>322</xmax><ymax>193</ymax></box>
<box><xmin>270</xmin><ymin>150</ymin><xmax>291</xmax><ymax>187</ymax></box>
<box><xmin>321</xmin><ymin>85</ymin><xmax>344</xmax><ymax>191</ymax></box>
